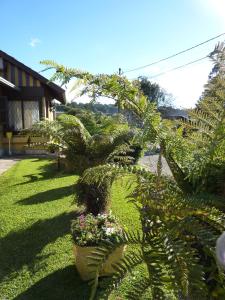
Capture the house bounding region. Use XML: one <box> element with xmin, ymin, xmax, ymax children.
<box><xmin>0</xmin><ymin>50</ymin><xmax>66</xmax><ymax>156</ymax></box>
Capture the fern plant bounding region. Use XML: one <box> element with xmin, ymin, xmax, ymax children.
<box><xmin>162</xmin><ymin>42</ymin><xmax>225</xmax><ymax>196</ymax></box>
<box><xmin>40</xmin><ymin>43</ymin><xmax>225</xmax><ymax>196</ymax></box>
<box><xmin>39</xmin><ymin>43</ymin><xmax>225</xmax><ymax>298</ymax></box>
<box><xmin>27</xmin><ymin>112</ymin><xmax>141</xmax><ymax>173</ymax></box>
<box><xmin>133</xmin><ymin>43</ymin><xmax>225</xmax><ymax>197</ymax></box>
<box><xmin>27</xmin><ymin>112</ymin><xmax>142</xmax><ymax>214</ymax></box>
<box><xmin>87</xmin><ymin>165</ymin><xmax>225</xmax><ymax>299</ymax></box>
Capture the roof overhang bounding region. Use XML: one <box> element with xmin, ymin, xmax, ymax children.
<box><xmin>0</xmin><ymin>50</ymin><xmax>66</xmax><ymax>103</ymax></box>
<box><xmin>0</xmin><ymin>76</ymin><xmax>20</xmax><ymax>91</ymax></box>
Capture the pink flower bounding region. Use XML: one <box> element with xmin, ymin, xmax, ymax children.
<box><xmin>79</xmin><ymin>214</ymin><xmax>85</xmax><ymax>220</ymax></box>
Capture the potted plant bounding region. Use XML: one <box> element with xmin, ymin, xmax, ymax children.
<box><xmin>71</xmin><ymin>213</ymin><xmax>125</xmax><ymax>281</ymax></box>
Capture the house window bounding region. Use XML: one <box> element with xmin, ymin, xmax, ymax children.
<box><xmin>24</xmin><ymin>101</ymin><xmax>39</xmax><ymax>128</ymax></box>
<box><xmin>8</xmin><ymin>101</ymin><xmax>23</xmax><ymax>130</ymax></box>
<box><xmin>8</xmin><ymin>100</ymin><xmax>40</xmax><ymax>131</ymax></box>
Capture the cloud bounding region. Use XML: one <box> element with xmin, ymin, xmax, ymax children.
<box><xmin>29</xmin><ymin>38</ymin><xmax>41</xmax><ymax>48</ymax></box>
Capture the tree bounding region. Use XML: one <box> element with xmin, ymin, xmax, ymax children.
<box><xmin>134</xmin><ymin>76</ymin><xmax>170</xmax><ymax>106</ymax></box>
<box><xmin>59</xmin><ymin>102</ymin><xmax>119</xmax><ymax>116</ymax></box>
<box><xmin>28</xmin><ymin>113</ymin><xmax>140</xmax><ymax>172</ymax></box>
<box><xmin>172</xmin><ymin>42</ymin><xmax>225</xmax><ymax>196</ymax></box>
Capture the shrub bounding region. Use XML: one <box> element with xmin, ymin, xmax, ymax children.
<box><xmin>76</xmin><ymin>180</ymin><xmax>111</xmax><ymax>215</ymax></box>
<box><xmin>76</xmin><ymin>164</ymin><xmax>123</xmax><ymax>215</ymax></box>
<box><xmin>88</xmin><ymin>167</ymin><xmax>225</xmax><ymax>299</ymax></box>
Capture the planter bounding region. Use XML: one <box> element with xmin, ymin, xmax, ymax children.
<box><xmin>74</xmin><ymin>244</ymin><xmax>125</xmax><ymax>281</ymax></box>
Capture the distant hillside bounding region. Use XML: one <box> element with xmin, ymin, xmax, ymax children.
<box><xmin>56</xmin><ymin>103</ymin><xmax>188</xmax><ymax>124</ymax></box>
<box><xmin>56</xmin><ymin>102</ymin><xmax>118</xmax><ymax>115</ymax></box>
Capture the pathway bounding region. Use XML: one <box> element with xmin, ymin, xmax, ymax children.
<box><xmin>0</xmin><ymin>158</ymin><xmax>21</xmax><ymax>175</ymax></box>
<box><xmin>138</xmin><ymin>154</ymin><xmax>172</xmax><ymax>176</ymax></box>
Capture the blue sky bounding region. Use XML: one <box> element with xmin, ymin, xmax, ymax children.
<box><xmin>1</xmin><ymin>0</ymin><xmax>225</xmax><ymax>107</ymax></box>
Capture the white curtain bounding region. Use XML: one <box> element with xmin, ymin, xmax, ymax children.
<box><xmin>8</xmin><ymin>101</ymin><xmax>22</xmax><ymax>130</ymax></box>
<box><xmin>23</xmin><ymin>101</ymin><xmax>40</xmax><ymax>128</ymax></box>
<box><xmin>8</xmin><ymin>100</ymin><xmax>40</xmax><ymax>130</ymax></box>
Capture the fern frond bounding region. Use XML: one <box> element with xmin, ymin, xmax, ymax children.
<box><xmin>125</xmin><ymin>277</ymin><xmax>152</xmax><ymax>300</ymax></box>
<box><xmin>111</xmin><ymin>250</ymin><xmax>143</xmax><ymax>276</ymax></box>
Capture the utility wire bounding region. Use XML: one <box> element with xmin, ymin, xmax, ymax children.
<box><xmin>123</xmin><ymin>32</ymin><xmax>225</xmax><ymax>74</ymax></box>
<box><xmin>132</xmin><ymin>55</ymin><xmax>208</xmax><ymax>80</ymax></box>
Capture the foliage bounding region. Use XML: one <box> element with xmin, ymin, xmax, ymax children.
<box><xmin>41</xmin><ymin>59</ymin><xmax>148</xmax><ymax>118</ymax></box>
<box><xmin>27</xmin><ymin>110</ymin><xmax>142</xmax><ymax>215</ymax></box>
<box><xmin>60</xmin><ymin>101</ymin><xmax>119</xmax><ymax>116</ymax></box>
<box><xmin>63</xmin><ymin>105</ymin><xmax>126</xmax><ymax>135</ymax></box>
<box><xmin>76</xmin><ymin>164</ymin><xmax>125</xmax><ymax>215</ymax></box>
<box><xmin>26</xmin><ymin>113</ymin><xmax>90</xmax><ymax>154</ymax></box>
<box><xmin>88</xmin><ymin>166</ymin><xmax>225</xmax><ymax>299</ymax></box>
<box><xmin>71</xmin><ymin>213</ymin><xmax>122</xmax><ymax>247</ymax></box>
<box><xmin>161</xmin><ymin>42</ymin><xmax>225</xmax><ymax>196</ymax></box>
<box><xmin>27</xmin><ymin>112</ymin><xmax>141</xmax><ymax>173</ymax></box>
<box><xmin>40</xmin><ymin>43</ymin><xmax>225</xmax><ymax>299</ymax></box>
<box><xmin>134</xmin><ymin>76</ymin><xmax>173</xmax><ymax>107</ymax></box>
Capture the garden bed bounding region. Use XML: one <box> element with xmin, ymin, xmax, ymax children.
<box><xmin>0</xmin><ymin>158</ymin><xmax>143</xmax><ymax>299</ymax></box>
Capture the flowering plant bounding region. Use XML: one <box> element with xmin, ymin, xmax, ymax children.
<box><xmin>71</xmin><ymin>213</ymin><xmax>123</xmax><ymax>246</ymax></box>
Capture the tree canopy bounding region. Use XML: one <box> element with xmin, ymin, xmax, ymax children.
<box><xmin>134</xmin><ymin>76</ymin><xmax>173</xmax><ymax>107</ymax></box>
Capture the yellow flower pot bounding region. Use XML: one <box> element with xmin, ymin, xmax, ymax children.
<box><xmin>74</xmin><ymin>244</ymin><xmax>125</xmax><ymax>281</ymax></box>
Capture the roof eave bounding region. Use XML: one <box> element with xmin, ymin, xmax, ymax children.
<box><xmin>0</xmin><ymin>76</ymin><xmax>20</xmax><ymax>91</ymax></box>
<box><xmin>0</xmin><ymin>50</ymin><xmax>66</xmax><ymax>102</ymax></box>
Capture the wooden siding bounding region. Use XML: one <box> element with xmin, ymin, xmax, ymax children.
<box><xmin>2</xmin><ymin>60</ymin><xmax>41</xmax><ymax>88</ymax></box>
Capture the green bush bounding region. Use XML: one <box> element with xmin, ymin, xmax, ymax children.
<box><xmin>88</xmin><ymin>167</ymin><xmax>225</xmax><ymax>299</ymax></box>
<box><xmin>76</xmin><ymin>180</ymin><xmax>111</xmax><ymax>215</ymax></box>
<box><xmin>76</xmin><ymin>165</ymin><xmax>122</xmax><ymax>215</ymax></box>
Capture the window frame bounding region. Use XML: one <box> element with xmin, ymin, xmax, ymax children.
<box><xmin>7</xmin><ymin>99</ymin><xmax>41</xmax><ymax>132</ymax></box>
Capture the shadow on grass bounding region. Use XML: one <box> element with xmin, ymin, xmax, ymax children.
<box><xmin>17</xmin><ymin>185</ymin><xmax>74</xmax><ymax>205</ymax></box>
<box><xmin>14</xmin><ymin>265</ymin><xmax>90</xmax><ymax>300</ymax></box>
<box><xmin>15</xmin><ymin>158</ymin><xmax>71</xmax><ymax>186</ymax></box>
<box><xmin>14</xmin><ymin>266</ymin><xmax>115</xmax><ymax>300</ymax></box>
<box><xmin>0</xmin><ymin>211</ymin><xmax>78</xmax><ymax>283</ymax></box>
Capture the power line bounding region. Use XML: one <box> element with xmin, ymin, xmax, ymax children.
<box><xmin>123</xmin><ymin>32</ymin><xmax>225</xmax><ymax>74</ymax></box>
<box><xmin>132</xmin><ymin>55</ymin><xmax>208</xmax><ymax>80</ymax></box>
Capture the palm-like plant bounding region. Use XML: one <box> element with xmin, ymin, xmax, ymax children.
<box><xmin>38</xmin><ymin>43</ymin><xmax>225</xmax><ymax>298</ymax></box>
<box><xmin>28</xmin><ymin>112</ymin><xmax>140</xmax><ymax>172</ymax></box>
<box><xmin>86</xmin><ymin>165</ymin><xmax>225</xmax><ymax>299</ymax></box>
<box><xmin>40</xmin><ymin>44</ymin><xmax>225</xmax><ymax>196</ymax></box>
<box><xmin>160</xmin><ymin>43</ymin><xmax>225</xmax><ymax>196</ymax></box>
<box><xmin>78</xmin><ymin>44</ymin><xmax>225</xmax><ymax>298</ymax></box>
<box><xmin>27</xmin><ymin>112</ymin><xmax>142</xmax><ymax>214</ymax></box>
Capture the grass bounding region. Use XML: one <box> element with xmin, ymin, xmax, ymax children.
<box><xmin>0</xmin><ymin>158</ymin><xmax>88</xmax><ymax>299</ymax></box>
<box><xmin>0</xmin><ymin>158</ymin><xmax>143</xmax><ymax>299</ymax></box>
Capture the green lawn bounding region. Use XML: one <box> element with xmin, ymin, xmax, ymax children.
<box><xmin>0</xmin><ymin>158</ymin><xmax>142</xmax><ymax>299</ymax></box>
